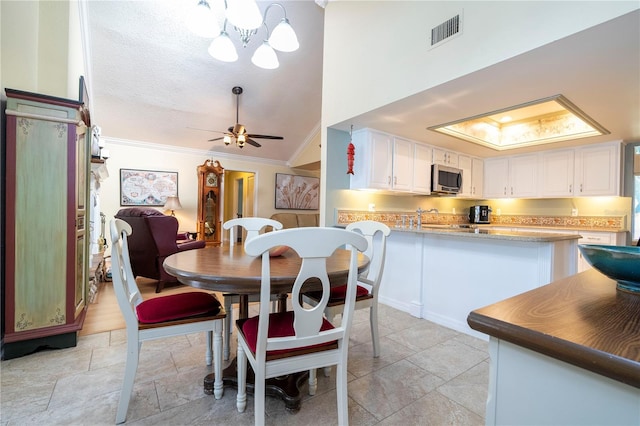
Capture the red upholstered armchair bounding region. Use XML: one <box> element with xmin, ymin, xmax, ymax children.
<box><xmin>114</xmin><ymin>208</ymin><xmax>206</xmax><ymax>292</ymax></box>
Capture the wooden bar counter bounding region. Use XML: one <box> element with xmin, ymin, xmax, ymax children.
<box><xmin>468</xmin><ymin>268</ymin><xmax>640</xmax><ymax>425</ymax></box>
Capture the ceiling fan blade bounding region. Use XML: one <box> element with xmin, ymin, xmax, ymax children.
<box><xmin>246</xmin><ymin>138</ymin><xmax>261</xmax><ymax>147</ymax></box>
<box><xmin>208</xmin><ymin>137</ymin><xmax>224</xmax><ymax>142</ymax></box>
<box><xmin>247</xmin><ymin>134</ymin><xmax>284</xmax><ymax>140</ymax></box>
<box><xmin>188</xmin><ymin>127</ymin><xmax>226</xmax><ymax>134</ymax></box>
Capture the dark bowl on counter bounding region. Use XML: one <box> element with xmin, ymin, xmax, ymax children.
<box><xmin>578</xmin><ymin>244</ymin><xmax>640</xmax><ymax>293</ymax></box>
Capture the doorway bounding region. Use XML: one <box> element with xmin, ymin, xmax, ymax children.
<box><xmin>223</xmin><ymin>170</ymin><xmax>256</xmax><ymax>244</ymax></box>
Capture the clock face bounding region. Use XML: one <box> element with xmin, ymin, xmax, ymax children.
<box><xmin>206</xmin><ymin>172</ymin><xmax>218</xmax><ymax>187</ymax></box>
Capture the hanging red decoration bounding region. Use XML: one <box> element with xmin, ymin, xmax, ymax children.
<box><xmin>346</xmin><ymin>125</ymin><xmax>355</xmax><ymax>175</ymax></box>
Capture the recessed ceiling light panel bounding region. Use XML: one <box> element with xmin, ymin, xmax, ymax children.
<box><xmin>428</xmin><ymin>95</ymin><xmax>609</xmax><ymax>150</ymax></box>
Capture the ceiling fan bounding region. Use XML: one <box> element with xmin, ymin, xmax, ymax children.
<box><xmin>208</xmin><ymin>86</ymin><xmax>284</xmax><ymax>148</ymax></box>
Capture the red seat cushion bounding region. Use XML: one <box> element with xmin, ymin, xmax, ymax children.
<box><xmin>304</xmin><ymin>284</ymin><xmax>370</xmax><ymax>304</ymax></box>
<box><xmin>240</xmin><ymin>311</ymin><xmax>336</xmax><ymax>357</ymax></box>
<box><xmin>136</xmin><ymin>292</ymin><xmax>221</xmax><ymax>324</ymax></box>
<box><xmin>329</xmin><ymin>284</ymin><xmax>370</xmax><ymax>301</ymax></box>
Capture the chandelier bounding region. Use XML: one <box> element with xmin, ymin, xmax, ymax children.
<box><xmin>187</xmin><ymin>0</ymin><xmax>299</xmax><ymax>69</ymax></box>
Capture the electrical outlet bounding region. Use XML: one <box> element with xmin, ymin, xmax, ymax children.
<box><xmin>571</xmin><ymin>208</ymin><xmax>578</xmax><ymax>217</ymax></box>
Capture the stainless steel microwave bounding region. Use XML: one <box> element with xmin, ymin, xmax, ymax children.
<box><xmin>431</xmin><ymin>164</ymin><xmax>462</xmax><ymax>194</ymax></box>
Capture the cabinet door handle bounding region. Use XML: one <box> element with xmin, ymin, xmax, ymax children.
<box><xmin>393</xmin><ymin>176</ymin><xmax>397</xmax><ymax>185</ymax></box>
<box><xmin>388</xmin><ymin>176</ymin><xmax>391</xmax><ymax>185</ymax></box>
<box><xmin>580</xmin><ymin>184</ymin><xmax>583</xmax><ymax>193</ymax></box>
<box><xmin>511</xmin><ymin>187</ymin><xmax>514</xmax><ymax>195</ymax></box>
<box><xmin>504</xmin><ymin>187</ymin><xmax>507</xmax><ymax>195</ymax></box>
<box><xmin>569</xmin><ymin>184</ymin><xmax>572</xmax><ymax>193</ymax></box>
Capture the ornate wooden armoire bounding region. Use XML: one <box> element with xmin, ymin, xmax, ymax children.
<box><xmin>3</xmin><ymin>89</ymin><xmax>90</xmax><ymax>359</ymax></box>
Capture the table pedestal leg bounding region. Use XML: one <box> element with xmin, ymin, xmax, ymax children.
<box><xmin>203</xmin><ymin>292</ymin><xmax>308</xmax><ymax>412</ymax></box>
<box><xmin>204</xmin><ymin>360</ymin><xmax>308</xmax><ymax>412</ymax></box>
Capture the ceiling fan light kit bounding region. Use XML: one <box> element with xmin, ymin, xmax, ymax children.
<box><xmin>188</xmin><ymin>0</ymin><xmax>299</xmax><ymax>69</ymax></box>
<box><xmin>207</xmin><ymin>86</ymin><xmax>284</xmax><ymax>148</ymax></box>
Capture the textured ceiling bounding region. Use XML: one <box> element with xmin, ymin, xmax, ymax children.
<box><xmin>85</xmin><ymin>0</ymin><xmax>324</xmax><ymax>163</ymax></box>
<box><xmin>85</xmin><ymin>2</ymin><xmax>639</xmax><ymax>163</ymax></box>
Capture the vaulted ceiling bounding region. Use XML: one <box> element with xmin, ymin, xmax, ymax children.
<box><xmin>85</xmin><ymin>2</ymin><xmax>639</xmax><ymax>163</ymax></box>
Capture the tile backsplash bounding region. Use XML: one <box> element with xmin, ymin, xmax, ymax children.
<box><xmin>336</xmin><ymin>209</ymin><xmax>626</xmax><ymax>231</ymax></box>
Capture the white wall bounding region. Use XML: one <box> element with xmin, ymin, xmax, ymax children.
<box><xmin>99</xmin><ymin>138</ymin><xmax>319</xmax><ymax>234</ymax></box>
<box><xmin>319</xmin><ymin>0</ymin><xmax>638</xmax><ymax>223</ymax></box>
<box><xmin>320</xmin><ymin>1</ymin><xmax>637</xmax><ymax>129</ymax></box>
<box><xmin>1</xmin><ymin>0</ymin><xmax>84</xmax><ymax>99</ymax></box>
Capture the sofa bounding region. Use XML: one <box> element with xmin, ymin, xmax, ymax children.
<box><xmin>115</xmin><ymin>208</ymin><xmax>206</xmax><ymax>292</ymax></box>
<box><xmin>270</xmin><ymin>212</ymin><xmax>319</xmax><ymax>229</ymax></box>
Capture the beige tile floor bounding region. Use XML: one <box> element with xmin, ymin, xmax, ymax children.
<box><xmin>1</xmin><ymin>288</ymin><xmax>489</xmax><ymax>426</ymax></box>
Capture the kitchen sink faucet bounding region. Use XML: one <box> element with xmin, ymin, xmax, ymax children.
<box><xmin>416</xmin><ymin>207</ymin><xmax>424</xmax><ymax>228</ymax></box>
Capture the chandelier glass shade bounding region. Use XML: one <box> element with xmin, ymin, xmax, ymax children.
<box><xmin>187</xmin><ymin>0</ymin><xmax>299</xmax><ymax>69</ymax></box>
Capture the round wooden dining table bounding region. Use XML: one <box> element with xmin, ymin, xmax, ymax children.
<box><xmin>163</xmin><ymin>243</ymin><xmax>369</xmax><ymax>411</ymax></box>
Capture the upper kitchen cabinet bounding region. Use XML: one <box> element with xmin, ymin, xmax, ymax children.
<box><xmin>540</xmin><ymin>149</ymin><xmax>575</xmax><ymax>197</ymax></box>
<box><xmin>458</xmin><ymin>155</ymin><xmax>484</xmax><ymax>198</ymax></box>
<box><xmin>539</xmin><ymin>142</ymin><xmax>621</xmax><ymax>197</ymax></box>
<box><xmin>484</xmin><ymin>154</ymin><xmax>539</xmax><ymax>198</ymax></box>
<box><xmin>350</xmin><ymin>129</ymin><xmax>430</xmax><ymax>194</ymax></box>
<box><xmin>350</xmin><ymin>129</ymin><xmax>392</xmax><ymax>191</ymax></box>
<box><xmin>412</xmin><ymin>143</ymin><xmax>433</xmax><ymax>194</ymax></box>
<box><xmin>574</xmin><ymin>142</ymin><xmax>621</xmax><ymax>196</ymax></box>
<box><xmin>391</xmin><ymin>137</ymin><xmax>414</xmax><ymax>192</ymax></box>
<box><xmin>433</xmin><ymin>148</ymin><xmax>458</xmax><ymax>167</ymax></box>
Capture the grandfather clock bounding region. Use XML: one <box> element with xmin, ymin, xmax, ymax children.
<box><xmin>197</xmin><ymin>159</ymin><xmax>224</xmax><ymax>246</ymax></box>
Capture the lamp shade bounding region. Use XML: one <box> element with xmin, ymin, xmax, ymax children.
<box><xmin>225</xmin><ymin>0</ymin><xmax>263</xmax><ymax>30</ymax></box>
<box><xmin>164</xmin><ymin>196</ymin><xmax>183</xmax><ymax>212</ymax></box>
<box><xmin>269</xmin><ymin>18</ymin><xmax>299</xmax><ymax>52</ymax></box>
<box><xmin>251</xmin><ymin>41</ymin><xmax>279</xmax><ymax>69</ymax></box>
<box><xmin>208</xmin><ymin>31</ymin><xmax>238</xmax><ymax>62</ymax></box>
<box><xmin>186</xmin><ymin>0</ymin><xmax>220</xmax><ymax>38</ymax></box>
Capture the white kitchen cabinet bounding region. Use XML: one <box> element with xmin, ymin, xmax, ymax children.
<box><xmin>540</xmin><ymin>149</ymin><xmax>575</xmax><ymax>197</ymax></box>
<box><xmin>350</xmin><ymin>129</ymin><xmax>392</xmax><ymax>190</ymax></box>
<box><xmin>574</xmin><ymin>142</ymin><xmax>621</xmax><ymax>196</ymax></box>
<box><xmin>412</xmin><ymin>143</ymin><xmax>432</xmax><ymax>194</ymax></box>
<box><xmin>350</xmin><ymin>129</ymin><xmax>432</xmax><ymax>193</ymax></box>
<box><xmin>484</xmin><ymin>154</ymin><xmax>538</xmax><ymax>198</ymax></box>
<box><xmin>540</xmin><ymin>142</ymin><xmax>621</xmax><ymax>197</ymax></box>
<box><xmin>433</xmin><ymin>148</ymin><xmax>458</xmax><ymax>167</ymax></box>
<box><xmin>458</xmin><ymin>155</ymin><xmax>472</xmax><ymax>196</ymax></box>
<box><xmin>471</xmin><ymin>157</ymin><xmax>484</xmax><ymax>198</ymax></box>
<box><xmin>391</xmin><ymin>137</ymin><xmax>414</xmax><ymax>192</ymax></box>
<box><xmin>457</xmin><ymin>155</ymin><xmax>484</xmax><ymax>198</ymax></box>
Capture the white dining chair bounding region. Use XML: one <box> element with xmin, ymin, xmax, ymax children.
<box><xmin>303</xmin><ymin>220</ymin><xmax>390</xmax><ymax>358</ymax></box>
<box><xmin>110</xmin><ymin>219</ymin><xmax>226</xmax><ymax>424</ymax></box>
<box><xmin>236</xmin><ymin>227</ymin><xmax>368</xmax><ymax>425</ymax></box>
<box><xmin>221</xmin><ymin>217</ymin><xmax>283</xmax><ymax>360</ymax></box>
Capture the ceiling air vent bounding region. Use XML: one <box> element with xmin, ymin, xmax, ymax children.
<box><xmin>429</xmin><ymin>12</ymin><xmax>463</xmax><ymax>49</ymax></box>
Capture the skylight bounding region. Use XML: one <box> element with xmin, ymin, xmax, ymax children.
<box><xmin>428</xmin><ymin>95</ymin><xmax>609</xmax><ymax>150</ymax></box>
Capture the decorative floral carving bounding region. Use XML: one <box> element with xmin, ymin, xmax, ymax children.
<box><xmin>17</xmin><ymin>118</ymin><xmax>32</xmax><ymax>135</ymax></box>
<box><xmin>49</xmin><ymin>308</ymin><xmax>65</xmax><ymax>325</ymax></box>
<box><xmin>15</xmin><ymin>313</ymin><xmax>33</xmax><ymax>330</ymax></box>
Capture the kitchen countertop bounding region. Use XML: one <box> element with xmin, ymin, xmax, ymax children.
<box><xmin>391</xmin><ymin>225</ymin><xmax>580</xmax><ymax>242</ymax></box>
<box><xmin>468</xmin><ymin>268</ymin><xmax>640</xmax><ymax>388</ymax></box>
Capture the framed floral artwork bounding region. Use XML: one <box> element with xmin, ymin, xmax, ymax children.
<box><xmin>275</xmin><ymin>173</ymin><xmax>319</xmax><ymax>210</ymax></box>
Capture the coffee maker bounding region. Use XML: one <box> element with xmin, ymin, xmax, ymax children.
<box><xmin>469</xmin><ymin>205</ymin><xmax>491</xmax><ymax>224</ymax></box>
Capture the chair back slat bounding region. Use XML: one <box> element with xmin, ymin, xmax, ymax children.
<box><xmin>346</xmin><ymin>221</ymin><xmax>390</xmax><ymax>290</ymax></box>
<box><xmin>245</xmin><ymin>227</ymin><xmax>367</xmax><ymax>358</ymax></box>
<box><xmin>110</xmin><ymin>219</ymin><xmax>143</xmax><ymax>329</ymax></box>
<box><xmin>223</xmin><ymin>217</ymin><xmax>283</xmax><ymax>247</ymax></box>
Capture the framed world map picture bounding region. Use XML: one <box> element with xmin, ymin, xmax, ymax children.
<box><xmin>120</xmin><ymin>168</ymin><xmax>178</xmax><ymax>206</ymax></box>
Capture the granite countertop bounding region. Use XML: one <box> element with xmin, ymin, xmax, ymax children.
<box><xmin>468</xmin><ymin>268</ymin><xmax>640</xmax><ymax>389</ymax></box>
<box><xmin>392</xmin><ymin>226</ymin><xmax>580</xmax><ymax>242</ymax></box>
